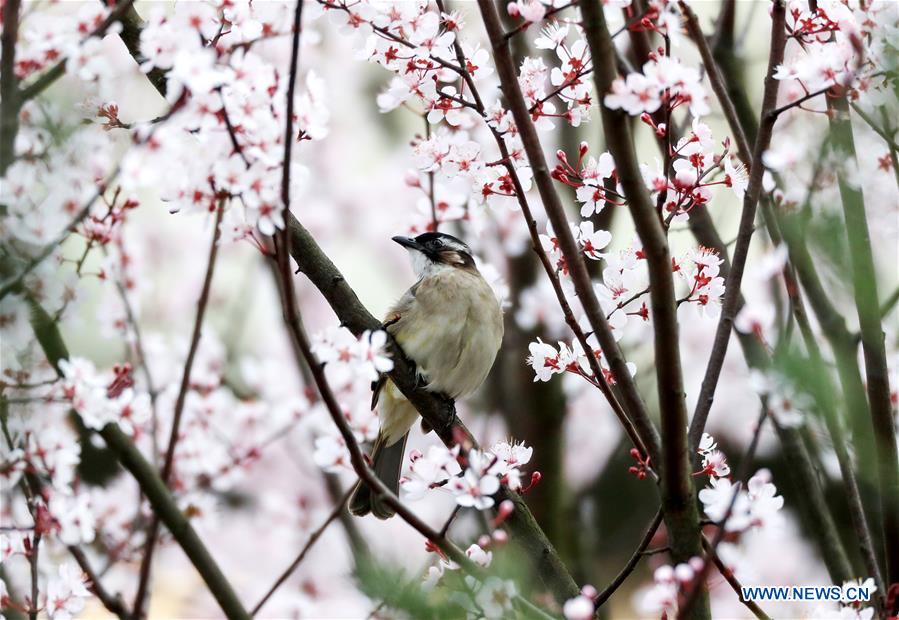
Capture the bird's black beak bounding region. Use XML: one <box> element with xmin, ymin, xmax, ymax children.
<box><xmin>392</xmin><ymin>236</ymin><xmax>421</xmax><ymax>251</ymax></box>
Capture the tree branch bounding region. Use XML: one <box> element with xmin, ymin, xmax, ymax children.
<box><xmin>682</xmin><ymin>4</ymin><xmax>857</xmax><ymax>586</ymax></box>
<box><xmin>16</xmin><ymin>0</ymin><xmax>139</xmax><ymax>103</ymax></box>
<box><xmin>0</xmin><ymin>0</ymin><xmax>21</xmax><ymax>176</ymax></box>
<box><xmin>828</xmin><ymin>94</ymin><xmax>899</xmax><ymax>587</ymax></box>
<box><xmin>22</xmin><ymin>316</ymin><xmax>250</xmax><ymax>618</ymax></box>
<box><xmin>593</xmin><ymin>508</ymin><xmax>662</xmax><ymax>608</ymax></box>
<box><xmin>67</xmin><ymin>546</ymin><xmax>132</xmax><ymax>620</ymax></box>
<box><xmin>475</xmin><ymin>0</ymin><xmax>662</xmax><ymax>467</ymax></box>
<box><xmin>689</xmin><ymin>0</ymin><xmax>787</xmax><ymax>461</ymax></box>
<box><xmin>579</xmin><ymin>4</ymin><xmax>707</xmax><ymax>617</ymax></box>
<box><xmin>251</xmin><ymin>486</ymin><xmax>353</xmax><ymax>616</ymax></box>
<box><xmin>0</xmin><ymin>169</ymin><xmax>119</xmax><ymax>302</ymax></box>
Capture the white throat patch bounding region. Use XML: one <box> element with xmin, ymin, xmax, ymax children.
<box><xmin>407</xmin><ymin>248</ymin><xmax>452</xmax><ymax>279</ymax></box>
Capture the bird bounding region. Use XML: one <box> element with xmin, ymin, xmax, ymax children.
<box><xmin>348</xmin><ymin>232</ymin><xmax>504</xmax><ymax>519</ymax></box>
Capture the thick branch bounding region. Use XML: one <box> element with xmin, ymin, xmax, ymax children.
<box><xmin>828</xmin><ymin>95</ymin><xmax>899</xmax><ymax>586</ymax></box>
<box><xmin>0</xmin><ymin>0</ymin><xmax>21</xmax><ymax>175</ymax></box>
<box><xmin>475</xmin><ymin>0</ymin><xmax>662</xmax><ymax>467</ymax></box>
<box><xmin>25</xmin><ymin>317</ymin><xmax>249</xmax><ymax>619</ymax></box>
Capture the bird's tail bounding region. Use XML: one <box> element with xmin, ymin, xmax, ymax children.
<box><xmin>348</xmin><ymin>431</ymin><xmax>409</xmax><ymax>519</ymax></box>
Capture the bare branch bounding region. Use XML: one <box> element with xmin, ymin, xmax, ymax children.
<box><xmin>594</xmin><ymin>509</ymin><xmax>663</xmax><ymax>608</ymax></box>
<box><xmin>252</xmin><ymin>486</ymin><xmax>354</xmax><ymax>616</ymax></box>
<box><xmin>133</xmin><ymin>201</ymin><xmax>226</xmax><ymax>617</ymax></box>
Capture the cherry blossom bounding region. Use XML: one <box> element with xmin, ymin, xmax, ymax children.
<box><xmin>400</xmin><ymin>445</ymin><xmax>462</xmax><ymax>501</ymax></box>
<box><xmin>465</xmin><ymin>543</ymin><xmax>493</xmax><ymax>568</ymax></box>
<box><xmin>446</xmin><ymin>450</ymin><xmax>502</xmax><ymax>510</ymax></box>
<box><xmin>474</xmin><ymin>576</ymin><xmax>517</xmax><ymax>619</ymax></box>
<box><xmin>43</xmin><ymin>562</ymin><xmax>91</xmax><ymax>620</ymax></box>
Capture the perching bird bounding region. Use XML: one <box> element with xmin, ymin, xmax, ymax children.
<box><xmin>349</xmin><ymin>232</ymin><xmax>504</xmax><ymax>519</ymax></box>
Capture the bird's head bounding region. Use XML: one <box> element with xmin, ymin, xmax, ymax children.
<box><xmin>392</xmin><ymin>232</ymin><xmax>476</xmax><ymax>278</ymax></box>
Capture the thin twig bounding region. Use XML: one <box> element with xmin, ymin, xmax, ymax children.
<box><xmin>16</xmin><ymin>0</ymin><xmax>138</xmax><ymax>102</ymax></box>
<box><xmin>68</xmin><ymin>546</ymin><xmax>131</xmax><ymax>620</ymax></box>
<box><xmin>703</xmin><ymin>542</ymin><xmax>771</xmax><ymax>620</ymax></box>
<box><xmin>766</xmin><ymin>85</ymin><xmax>833</xmax><ymax>120</ymax></box>
<box><xmin>689</xmin><ymin>0</ymin><xmax>787</xmax><ymax>461</ymax></box>
<box><xmin>502</xmin><ymin>1</ymin><xmax>578</xmax><ymax>40</ymax></box>
<box><xmin>881</xmin><ymin>285</ymin><xmax>899</xmax><ymax>318</ymax></box>
<box><xmin>28</xmin><ymin>533</ymin><xmax>39</xmax><ymax>620</ymax></box>
<box><xmin>424</xmin><ymin>116</ymin><xmax>438</xmax><ymax>230</ymax></box>
<box><xmin>251</xmin><ymin>486</ymin><xmax>353</xmax><ymax>616</ymax></box>
<box><xmin>680</xmin><ymin>2</ymin><xmax>751</xmax><ymax>163</ymax></box>
<box><xmin>848</xmin><ymin>102</ymin><xmax>899</xmax><ymax>151</ymax></box>
<box><xmin>594</xmin><ymin>509</ymin><xmax>663</xmax><ymax>608</ymax></box>
<box><xmin>132</xmin><ymin>201</ymin><xmax>225</xmax><ymax>617</ymax></box>
<box><xmin>0</xmin><ymin>169</ymin><xmax>120</xmax><ymax>301</ymax></box>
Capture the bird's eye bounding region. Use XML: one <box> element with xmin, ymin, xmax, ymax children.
<box><xmin>432</xmin><ymin>239</ymin><xmax>445</xmax><ymax>248</ymax></box>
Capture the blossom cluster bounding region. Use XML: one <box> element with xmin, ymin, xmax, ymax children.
<box><xmin>401</xmin><ymin>441</ymin><xmax>534</xmax><ymax>511</ymax></box>
<box><xmin>636</xmin><ymin>557</ymin><xmax>706</xmax><ymax>618</ymax></box>
<box><xmin>605</xmin><ymin>55</ymin><xmax>709</xmax><ymax>119</ymax></box>
<box><xmin>58</xmin><ymin>358</ymin><xmax>151</xmax><ymax>436</ymax></box>
<box><xmin>694</xmin><ymin>433</ymin><xmax>784</xmax><ymax>533</ymax></box>
<box><xmin>775</xmin><ymin>0</ymin><xmax>895</xmax><ymax>95</ymax></box>
<box><xmin>310</xmin><ymin>328</ymin><xmax>394</xmax><ymax>470</ymax></box>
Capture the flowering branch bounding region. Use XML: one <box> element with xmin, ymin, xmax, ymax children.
<box><xmin>0</xmin><ymin>170</ymin><xmax>119</xmax><ymax>302</ymax></box>
<box><xmin>431</xmin><ymin>0</ymin><xmax>652</xmax><ymax>463</ymax></box>
<box><xmin>681</xmin><ymin>1</ymin><xmax>861</xmax><ymax>587</ymax></box>
<box><xmin>15</xmin><ymin>0</ymin><xmax>138</xmax><ymax>103</ymax></box>
<box><xmin>579</xmin><ymin>5</ymin><xmax>706</xmax><ymax>616</ymax></box>
<box><xmin>15</xmin><ymin>318</ymin><xmax>250</xmax><ymax>618</ymax></box>
<box><xmin>689</xmin><ymin>0</ymin><xmax>786</xmax><ymax>463</ymax></box>
<box><xmin>475</xmin><ymin>0</ymin><xmax>662</xmax><ymax>466</ymax></box>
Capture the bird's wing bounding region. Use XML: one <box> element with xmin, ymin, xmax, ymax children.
<box><xmin>370</xmin><ymin>283</ymin><xmax>420</xmax><ymax>409</ymax></box>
